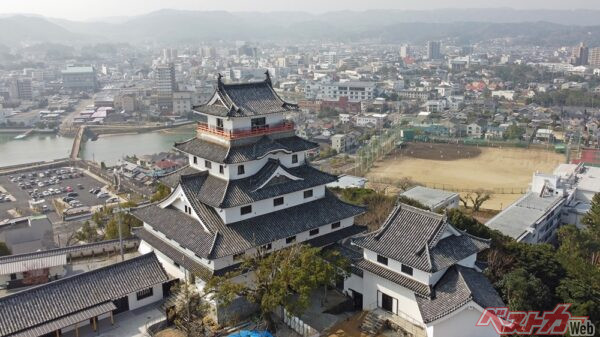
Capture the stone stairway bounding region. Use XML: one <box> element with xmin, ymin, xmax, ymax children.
<box><xmin>360</xmin><ymin>311</ymin><xmax>387</xmax><ymax>336</ymax></box>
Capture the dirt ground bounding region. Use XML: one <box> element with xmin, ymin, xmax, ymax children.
<box><xmin>155</xmin><ymin>328</ymin><xmax>186</xmax><ymax>337</ymax></box>
<box><xmin>367</xmin><ymin>143</ymin><xmax>565</xmax><ymax>210</ymax></box>
<box><xmin>326</xmin><ymin>312</ymin><xmax>377</xmax><ymax>337</ymax></box>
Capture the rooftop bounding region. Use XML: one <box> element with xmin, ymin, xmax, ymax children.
<box><xmin>401</xmin><ymin>186</ymin><xmax>458</xmax><ymax>209</ymax></box>
<box><xmin>195</xmin><ymin>74</ymin><xmax>298</xmax><ymax>118</ymax></box>
<box><xmin>353</xmin><ymin>203</ymin><xmax>489</xmax><ymax>272</ymax></box>
<box><xmin>174</xmin><ymin>135</ymin><xmax>318</xmax><ymax>165</ymax></box>
<box><xmin>416</xmin><ymin>265</ymin><xmax>504</xmax><ymax>323</ymax></box>
<box><xmin>132</xmin><ymin>191</ymin><xmax>365</xmax><ymax>259</ymax></box>
<box><xmin>0</xmin><ymin>253</ymin><xmax>168</xmax><ymax>337</ymax></box>
<box><xmin>485</xmin><ymin>192</ymin><xmax>565</xmax><ymax>240</ymax></box>
<box><xmin>61</xmin><ymin>66</ymin><xmax>95</xmax><ymax>74</ymax></box>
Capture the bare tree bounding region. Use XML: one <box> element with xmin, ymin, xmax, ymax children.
<box><xmin>395</xmin><ymin>177</ymin><xmax>416</xmax><ymax>192</ymax></box>
<box><xmin>459</xmin><ymin>193</ymin><xmax>471</xmax><ymax>208</ymax></box>
<box><xmin>468</xmin><ymin>189</ymin><xmax>493</xmax><ymax>212</ymax></box>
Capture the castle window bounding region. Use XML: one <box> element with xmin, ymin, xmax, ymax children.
<box><xmin>238</xmin><ymin>165</ymin><xmax>245</xmax><ymax>175</ymax></box>
<box><xmin>286</xmin><ymin>236</ymin><xmax>296</xmax><ymax>244</ymax></box>
<box><xmin>219</xmin><ymin>165</ymin><xmax>224</xmax><ymax>174</ymax></box>
<box><xmin>193</xmin><ymin>156</ymin><xmax>198</xmax><ymax>164</ymax></box>
<box><xmin>309</xmin><ymin>228</ymin><xmax>319</xmax><ymax>236</ymax></box>
<box><xmin>292</xmin><ymin>154</ymin><xmax>298</xmax><ymax>164</ymax></box>
<box><xmin>331</xmin><ymin>221</ymin><xmax>341</xmax><ymax>229</ymax></box>
<box><xmin>273</xmin><ymin>197</ymin><xmax>284</xmax><ymax>207</ymax></box>
<box><xmin>377</xmin><ymin>254</ymin><xmax>388</xmax><ymax>266</ymax></box>
<box><xmin>240</xmin><ymin>205</ymin><xmax>252</xmax><ymax>215</ymax></box>
<box><xmin>136</xmin><ymin>287</ymin><xmax>154</xmax><ymax>300</ymax></box>
<box><xmin>304</xmin><ymin>189</ymin><xmax>313</xmax><ymax>198</ymax></box>
<box><xmin>401</xmin><ymin>264</ymin><xmax>414</xmax><ymax>276</ymax></box>
<box><xmin>204</xmin><ymin>160</ymin><xmax>212</xmax><ymax>169</ymax></box>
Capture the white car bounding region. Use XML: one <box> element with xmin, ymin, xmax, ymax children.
<box><xmin>96</xmin><ymin>192</ymin><xmax>109</xmax><ymax>199</ymax></box>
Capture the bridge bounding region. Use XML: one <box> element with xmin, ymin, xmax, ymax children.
<box><xmin>70</xmin><ymin>126</ymin><xmax>86</xmax><ymax>160</ymax></box>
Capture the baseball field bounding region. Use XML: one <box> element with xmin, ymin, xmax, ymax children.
<box><xmin>367</xmin><ymin>143</ymin><xmax>565</xmax><ymax>210</ymax></box>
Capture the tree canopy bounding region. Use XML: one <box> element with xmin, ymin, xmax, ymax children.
<box><xmin>205</xmin><ymin>244</ymin><xmax>349</xmax><ymax>330</ymax></box>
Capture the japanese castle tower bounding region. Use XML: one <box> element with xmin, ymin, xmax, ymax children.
<box><xmin>132</xmin><ymin>73</ymin><xmax>364</xmax><ymax>318</ymax></box>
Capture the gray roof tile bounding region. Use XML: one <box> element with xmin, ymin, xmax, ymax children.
<box><xmin>353</xmin><ymin>203</ymin><xmax>489</xmax><ymax>272</ymax></box>
<box><xmin>0</xmin><ymin>253</ymin><xmax>168</xmax><ymax>336</ymax></box>
<box><xmin>356</xmin><ymin>259</ymin><xmax>432</xmax><ymax>297</ymax></box>
<box><xmin>174</xmin><ymin>135</ymin><xmax>318</xmax><ymax>164</ymax></box>
<box><xmin>198</xmin><ymin>78</ymin><xmax>297</xmax><ymax>117</ymax></box>
<box><xmin>179</xmin><ymin>159</ymin><xmax>338</xmax><ymax>208</ymax></box>
<box><xmin>132</xmin><ymin>191</ymin><xmax>365</xmax><ymax>259</ymax></box>
<box><xmin>416</xmin><ymin>265</ymin><xmax>504</xmax><ymax>323</ymax></box>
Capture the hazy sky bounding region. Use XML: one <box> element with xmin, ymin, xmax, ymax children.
<box><xmin>1</xmin><ymin>0</ymin><xmax>600</xmax><ymax>21</ymax></box>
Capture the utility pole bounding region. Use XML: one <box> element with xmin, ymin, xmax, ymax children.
<box><xmin>118</xmin><ymin>200</ymin><xmax>124</xmax><ymax>261</ymax></box>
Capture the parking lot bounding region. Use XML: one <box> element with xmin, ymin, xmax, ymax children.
<box><xmin>0</xmin><ymin>166</ymin><xmax>118</xmax><ymax>222</ymax></box>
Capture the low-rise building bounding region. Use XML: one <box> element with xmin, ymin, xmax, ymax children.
<box><xmin>486</xmin><ymin>163</ymin><xmax>600</xmax><ymax>243</ymax></box>
<box><xmin>0</xmin><ymin>253</ymin><xmax>170</xmax><ymax>337</ymax></box>
<box><xmin>331</xmin><ymin>134</ymin><xmax>347</xmax><ymax>153</ymax></box>
<box><xmin>401</xmin><ymin>186</ymin><xmax>460</xmax><ymax>211</ymax></box>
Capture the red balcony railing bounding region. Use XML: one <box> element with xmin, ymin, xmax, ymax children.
<box><xmin>197</xmin><ymin>122</ymin><xmax>295</xmax><ymax>140</ymax></box>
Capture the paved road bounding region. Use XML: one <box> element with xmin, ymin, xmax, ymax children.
<box><xmin>59</xmin><ymin>98</ymin><xmax>93</xmax><ymax>133</ymax></box>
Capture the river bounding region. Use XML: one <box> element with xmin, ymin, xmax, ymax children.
<box><xmin>0</xmin><ymin>126</ymin><xmax>196</xmax><ymax>167</ymax></box>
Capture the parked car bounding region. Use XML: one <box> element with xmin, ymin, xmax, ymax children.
<box><xmin>96</xmin><ymin>192</ymin><xmax>109</xmax><ymax>199</ymax></box>
<box><xmin>67</xmin><ymin>192</ymin><xmax>78</xmax><ymax>198</ymax></box>
<box><xmin>77</xmin><ymin>184</ymin><xmax>84</xmax><ymax>190</ymax></box>
<box><xmin>63</xmin><ymin>197</ymin><xmax>75</xmax><ymax>203</ymax></box>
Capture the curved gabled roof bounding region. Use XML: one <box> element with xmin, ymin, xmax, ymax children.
<box><xmin>174</xmin><ymin>135</ymin><xmax>318</xmax><ymax>164</ymax></box>
<box><xmin>196</xmin><ymin>73</ymin><xmax>298</xmax><ymax>117</ymax></box>
<box><xmin>353</xmin><ymin>203</ymin><xmax>490</xmax><ymax>272</ymax></box>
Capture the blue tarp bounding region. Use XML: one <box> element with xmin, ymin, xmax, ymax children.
<box><xmin>229</xmin><ymin>330</ymin><xmax>274</xmax><ymax>337</ymax></box>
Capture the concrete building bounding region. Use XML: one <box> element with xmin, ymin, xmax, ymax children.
<box><xmin>307</xmin><ymin>81</ymin><xmax>376</xmax><ymax>102</ymax></box>
<box><xmin>571</xmin><ymin>42</ymin><xmax>589</xmax><ymax>66</ymax></box>
<box><xmin>9</xmin><ymin>78</ymin><xmax>32</xmax><ymax>100</ymax></box>
<box><xmin>427</xmin><ymin>41</ymin><xmax>442</xmax><ymax>60</ymax></box>
<box><xmin>331</xmin><ymin>134</ymin><xmax>347</xmax><ymax>153</ymax></box>
<box><xmin>345</xmin><ymin>204</ymin><xmax>503</xmax><ymax>337</ymax></box>
<box><xmin>155</xmin><ymin>63</ymin><xmax>176</xmax><ymax>113</ymax></box>
<box><xmin>486</xmin><ymin>163</ymin><xmax>600</xmax><ymax>243</ymax></box>
<box><xmin>589</xmin><ymin>47</ymin><xmax>600</xmax><ymax>68</ymax></box>
<box><xmin>400</xmin><ymin>45</ymin><xmax>410</xmax><ymax>58</ymax></box>
<box><xmin>61</xmin><ymin>66</ymin><xmax>98</xmax><ymax>92</ymax></box>
<box><xmin>173</xmin><ymin>91</ymin><xmax>193</xmax><ymax>116</ymax></box>
<box><xmin>401</xmin><ymin>186</ymin><xmax>460</xmax><ymax>212</ymax></box>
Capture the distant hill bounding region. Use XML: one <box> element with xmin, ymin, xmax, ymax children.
<box><xmin>0</xmin><ymin>15</ymin><xmax>83</xmax><ymax>45</ymax></box>
<box><xmin>4</xmin><ymin>8</ymin><xmax>600</xmax><ymax>47</ymax></box>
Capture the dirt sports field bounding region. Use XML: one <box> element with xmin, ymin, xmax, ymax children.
<box><xmin>367</xmin><ymin>143</ymin><xmax>565</xmax><ymax>210</ymax></box>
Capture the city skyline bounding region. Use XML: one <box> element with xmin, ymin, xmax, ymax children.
<box><xmin>1</xmin><ymin>0</ymin><xmax>600</xmax><ymax>21</ymax></box>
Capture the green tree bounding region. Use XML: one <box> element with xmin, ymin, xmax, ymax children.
<box><xmin>503</xmin><ymin>124</ymin><xmax>525</xmax><ymax>140</ymax></box>
<box><xmin>497</xmin><ymin>268</ymin><xmax>552</xmax><ymax>311</ymax></box>
<box><xmin>170</xmin><ymin>281</ymin><xmax>212</xmax><ymax>337</ymax></box>
<box><xmin>556</xmin><ymin>224</ymin><xmax>600</xmax><ymax>327</ymax></box>
<box><xmin>74</xmin><ymin>221</ymin><xmax>100</xmax><ymax>243</ymax></box>
<box><xmin>151</xmin><ymin>183</ymin><xmax>171</xmax><ymax>202</ymax></box>
<box><xmin>104</xmin><ymin>218</ymin><xmax>131</xmax><ymax>240</ymax></box>
<box><xmin>0</xmin><ymin>242</ymin><xmax>10</xmax><ymax>256</ymax></box>
<box><xmin>581</xmin><ymin>193</ymin><xmax>600</xmax><ymax>237</ymax></box>
<box><xmin>205</xmin><ymin>244</ymin><xmax>350</xmax><ymax>331</ymax></box>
